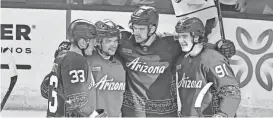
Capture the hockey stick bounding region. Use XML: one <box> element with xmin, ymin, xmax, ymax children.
<box><xmin>0</xmin><ymin>55</ymin><xmax>18</xmax><ymax>112</ymax></box>
<box><xmin>214</xmin><ymin>0</ymin><xmax>226</xmax><ymax>40</ymax></box>
<box><xmin>0</xmin><ymin>76</ymin><xmax>17</xmax><ymax>111</ymax></box>
<box><xmin>194</xmin><ymin>82</ymin><xmax>213</xmax><ymax>117</ymax></box>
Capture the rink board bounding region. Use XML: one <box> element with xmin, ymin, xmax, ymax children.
<box><xmin>1</xmin><ymin>8</ymin><xmax>273</xmax><ymax>117</ymax></box>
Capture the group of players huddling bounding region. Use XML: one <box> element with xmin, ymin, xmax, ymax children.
<box><xmin>40</xmin><ymin>5</ymin><xmax>241</xmax><ymax>118</ymax></box>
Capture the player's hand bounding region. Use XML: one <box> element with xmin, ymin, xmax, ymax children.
<box><xmin>54</xmin><ymin>40</ymin><xmax>71</xmax><ymax>58</ymax></box>
<box><xmin>40</xmin><ymin>72</ymin><xmax>52</xmax><ymax>99</ymax></box>
<box><xmin>215</xmin><ymin>39</ymin><xmax>236</xmax><ymax>58</ymax></box>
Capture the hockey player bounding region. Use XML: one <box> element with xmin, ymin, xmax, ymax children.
<box><xmin>47</xmin><ymin>5</ymin><xmax>236</xmax><ymax>117</ymax></box>
<box><xmin>118</xmin><ymin>5</ymin><xmax>236</xmax><ymax>117</ymax></box>
<box><xmin>41</xmin><ymin>19</ymin><xmax>99</xmax><ymax>117</ymax></box>
<box><xmin>174</xmin><ymin>17</ymin><xmax>241</xmax><ymax>117</ymax></box>
<box><xmin>86</xmin><ymin>19</ymin><xmax>126</xmax><ymax>117</ymax></box>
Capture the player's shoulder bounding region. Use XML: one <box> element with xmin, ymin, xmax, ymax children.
<box><xmin>158</xmin><ymin>34</ymin><xmax>174</xmax><ymax>40</ymax></box>
<box><xmin>120</xmin><ymin>30</ymin><xmax>132</xmax><ymax>41</ymax></box>
<box><xmin>200</xmin><ymin>48</ymin><xmax>227</xmax><ymax>65</ymax></box>
<box><xmin>59</xmin><ymin>51</ymin><xmax>87</xmax><ymax>67</ymax></box>
<box><xmin>54</xmin><ymin>50</ymin><xmax>69</xmax><ymax>64</ymax></box>
<box><xmin>157</xmin><ymin>35</ymin><xmax>181</xmax><ymax>51</ymax></box>
<box><xmin>158</xmin><ymin>35</ymin><xmax>178</xmax><ymax>45</ymax></box>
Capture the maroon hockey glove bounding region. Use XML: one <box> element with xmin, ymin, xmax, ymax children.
<box><xmin>215</xmin><ymin>39</ymin><xmax>236</xmax><ymax>58</ymax></box>
<box><xmin>54</xmin><ymin>40</ymin><xmax>71</xmax><ymax>58</ymax></box>
<box><xmin>40</xmin><ymin>72</ymin><xmax>53</xmax><ymax>99</ymax></box>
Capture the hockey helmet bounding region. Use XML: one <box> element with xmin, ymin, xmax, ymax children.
<box><xmin>67</xmin><ymin>19</ymin><xmax>98</xmax><ymax>44</ymax></box>
<box><xmin>129</xmin><ymin>6</ymin><xmax>159</xmax><ymax>29</ymax></box>
<box><xmin>175</xmin><ymin>17</ymin><xmax>205</xmax><ymax>43</ymax></box>
<box><xmin>95</xmin><ymin>19</ymin><xmax>120</xmax><ymax>42</ymax></box>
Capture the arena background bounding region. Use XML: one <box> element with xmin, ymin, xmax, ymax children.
<box><xmin>1</xmin><ymin>0</ymin><xmax>273</xmax><ymax>117</ymax></box>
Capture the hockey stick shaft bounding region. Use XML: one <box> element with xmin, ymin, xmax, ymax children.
<box><xmin>1</xmin><ymin>54</ymin><xmax>18</xmax><ymax>112</ymax></box>
<box><xmin>1</xmin><ymin>75</ymin><xmax>18</xmax><ymax>111</ymax></box>
<box><xmin>215</xmin><ymin>0</ymin><xmax>226</xmax><ymax>40</ymax></box>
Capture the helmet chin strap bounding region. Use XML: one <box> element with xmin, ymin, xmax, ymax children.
<box><xmin>185</xmin><ymin>43</ymin><xmax>196</xmax><ymax>56</ymax></box>
<box><xmin>98</xmin><ymin>49</ymin><xmax>111</xmax><ymax>60</ymax></box>
<box><xmin>98</xmin><ymin>44</ymin><xmax>111</xmax><ymax>60</ymax></box>
<box><xmin>139</xmin><ymin>26</ymin><xmax>156</xmax><ymax>46</ymax></box>
<box><xmin>77</xmin><ymin>41</ymin><xmax>89</xmax><ymax>57</ymax></box>
<box><xmin>185</xmin><ymin>36</ymin><xmax>199</xmax><ymax>57</ymax></box>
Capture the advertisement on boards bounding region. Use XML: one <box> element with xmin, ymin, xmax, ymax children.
<box><xmin>1</xmin><ymin>8</ymin><xmax>67</xmax><ymax>110</ymax></box>
<box><xmin>223</xmin><ymin>18</ymin><xmax>273</xmax><ymax>110</ymax></box>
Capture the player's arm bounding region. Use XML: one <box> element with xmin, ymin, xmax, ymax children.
<box><xmin>40</xmin><ymin>41</ymin><xmax>71</xmax><ymax>99</ymax></box>
<box><xmin>115</xmin><ymin>30</ymin><xmax>132</xmax><ymax>57</ymax></box>
<box><xmin>205</xmin><ymin>52</ymin><xmax>241</xmax><ymax>117</ymax></box>
<box><xmin>61</xmin><ymin>57</ymin><xmax>95</xmax><ymax>116</ymax></box>
<box><xmin>40</xmin><ymin>60</ymin><xmax>60</xmax><ymax>100</ymax></box>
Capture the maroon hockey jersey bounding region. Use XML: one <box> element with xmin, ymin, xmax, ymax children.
<box><xmin>86</xmin><ymin>50</ymin><xmax>126</xmax><ymax>117</ymax></box>
<box><xmin>117</xmin><ymin>31</ymin><xmax>183</xmax><ymax>117</ymax></box>
<box><xmin>176</xmin><ymin>48</ymin><xmax>241</xmax><ymax>117</ymax></box>
<box><xmin>46</xmin><ymin>51</ymin><xmax>96</xmax><ymax>117</ymax></box>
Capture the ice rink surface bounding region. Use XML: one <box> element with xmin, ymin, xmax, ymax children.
<box><xmin>1</xmin><ymin>110</ymin><xmax>45</xmax><ymax>117</ymax></box>
<box><xmin>1</xmin><ymin>108</ymin><xmax>273</xmax><ymax>117</ymax></box>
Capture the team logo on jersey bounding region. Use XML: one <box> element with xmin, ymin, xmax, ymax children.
<box><xmin>66</xmin><ymin>92</ymin><xmax>88</xmax><ymax>110</ymax></box>
<box><xmin>126</xmin><ymin>57</ymin><xmax>168</xmax><ymax>74</ymax></box>
<box><xmin>89</xmin><ymin>75</ymin><xmax>125</xmax><ymax>91</ymax></box>
<box><xmin>177</xmin><ymin>73</ymin><xmax>203</xmax><ymax>88</ymax></box>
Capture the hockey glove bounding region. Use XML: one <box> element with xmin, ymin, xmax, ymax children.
<box><xmin>215</xmin><ymin>39</ymin><xmax>236</xmax><ymax>58</ymax></box>
<box><xmin>40</xmin><ymin>72</ymin><xmax>53</xmax><ymax>99</ymax></box>
<box><xmin>54</xmin><ymin>40</ymin><xmax>71</xmax><ymax>58</ymax></box>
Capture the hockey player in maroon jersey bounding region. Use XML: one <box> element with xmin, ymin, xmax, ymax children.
<box><xmin>41</xmin><ymin>19</ymin><xmax>99</xmax><ymax>117</ymax></box>
<box><xmin>174</xmin><ymin>17</ymin><xmax>241</xmax><ymax>117</ymax></box>
<box><xmin>85</xmin><ymin>19</ymin><xmax>126</xmax><ymax>117</ymax></box>
<box><xmin>45</xmin><ymin>5</ymin><xmax>236</xmax><ymax>117</ymax></box>
<box><xmin>118</xmin><ymin>5</ymin><xmax>236</xmax><ymax>117</ymax></box>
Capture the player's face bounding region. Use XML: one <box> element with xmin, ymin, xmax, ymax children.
<box><xmin>101</xmin><ymin>36</ymin><xmax>119</xmax><ymax>56</ymax></box>
<box><xmin>84</xmin><ymin>38</ymin><xmax>97</xmax><ymax>55</ymax></box>
<box><xmin>176</xmin><ymin>32</ymin><xmax>194</xmax><ymax>52</ymax></box>
<box><xmin>132</xmin><ymin>24</ymin><xmax>149</xmax><ymax>43</ymax></box>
